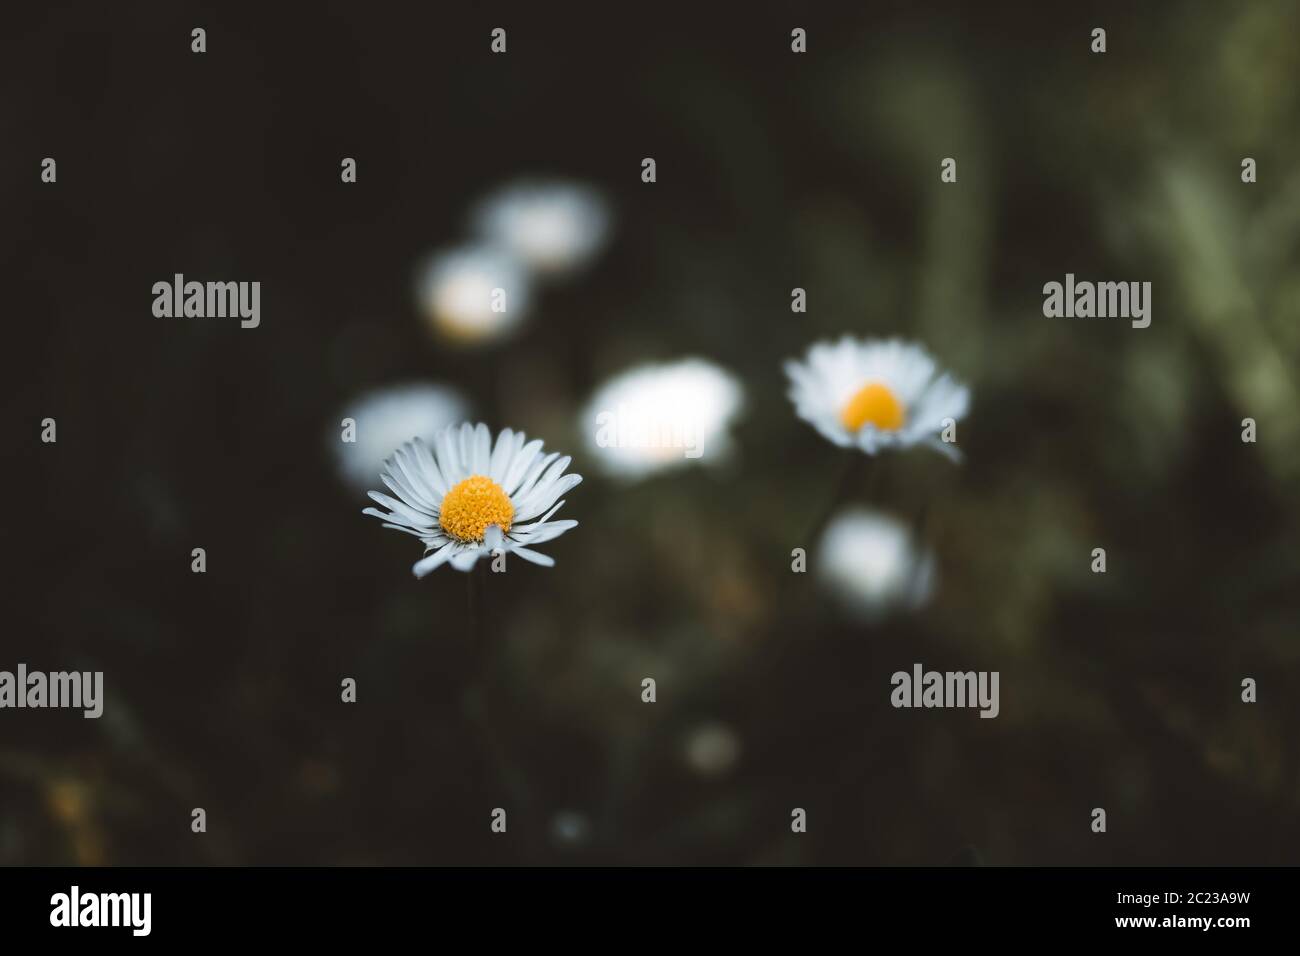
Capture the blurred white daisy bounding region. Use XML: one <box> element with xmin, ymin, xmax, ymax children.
<box><xmin>581</xmin><ymin>358</ymin><xmax>744</xmax><ymax>479</ymax></box>
<box><xmin>363</xmin><ymin>423</ymin><xmax>581</xmax><ymax>576</ymax></box>
<box><xmin>817</xmin><ymin>507</ymin><xmax>936</xmax><ymax>617</ymax></box>
<box><xmin>334</xmin><ymin>383</ymin><xmax>472</xmax><ymax>491</ymax></box>
<box><xmin>785</xmin><ymin>337</ymin><xmax>969</xmax><ymax>458</ymax></box>
<box><xmin>473</xmin><ymin>180</ymin><xmax>611</xmax><ymax>277</ymax></box>
<box><xmin>415</xmin><ymin>244</ymin><xmax>532</xmax><ymax>345</ymax></box>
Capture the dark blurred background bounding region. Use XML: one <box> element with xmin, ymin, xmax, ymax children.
<box><xmin>2</xmin><ymin>0</ymin><xmax>1298</xmax><ymax>865</ymax></box>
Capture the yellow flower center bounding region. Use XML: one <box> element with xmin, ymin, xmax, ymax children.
<box><xmin>438</xmin><ymin>475</ymin><xmax>514</xmax><ymax>543</ymax></box>
<box><xmin>840</xmin><ymin>382</ymin><xmax>905</xmax><ymax>432</ymax></box>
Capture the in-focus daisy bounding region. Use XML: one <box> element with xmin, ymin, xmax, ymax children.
<box><xmin>472</xmin><ymin>180</ymin><xmax>611</xmax><ymax>278</ymax></box>
<box><xmin>817</xmin><ymin>507</ymin><xmax>936</xmax><ymax>618</ymax></box>
<box><xmin>363</xmin><ymin>423</ymin><xmax>581</xmax><ymax>576</ymax></box>
<box><xmin>785</xmin><ymin>337</ymin><xmax>969</xmax><ymax>458</ymax></box>
<box><xmin>415</xmin><ymin>244</ymin><xmax>532</xmax><ymax>345</ymax></box>
<box><xmin>580</xmin><ymin>358</ymin><xmax>745</xmax><ymax>479</ymax></box>
<box><xmin>333</xmin><ymin>382</ymin><xmax>472</xmax><ymax>491</ymax></box>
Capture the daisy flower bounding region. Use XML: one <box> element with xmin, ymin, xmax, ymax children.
<box><xmin>472</xmin><ymin>180</ymin><xmax>611</xmax><ymax>278</ymax></box>
<box><xmin>817</xmin><ymin>507</ymin><xmax>936</xmax><ymax>618</ymax></box>
<box><xmin>784</xmin><ymin>337</ymin><xmax>969</xmax><ymax>458</ymax></box>
<box><xmin>580</xmin><ymin>358</ymin><xmax>745</xmax><ymax>479</ymax></box>
<box><xmin>415</xmin><ymin>244</ymin><xmax>532</xmax><ymax>345</ymax></box>
<box><xmin>362</xmin><ymin>423</ymin><xmax>581</xmax><ymax>576</ymax></box>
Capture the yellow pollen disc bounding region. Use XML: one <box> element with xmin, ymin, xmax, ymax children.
<box><xmin>439</xmin><ymin>475</ymin><xmax>514</xmax><ymax>543</ymax></box>
<box><xmin>840</xmin><ymin>382</ymin><xmax>905</xmax><ymax>432</ymax></box>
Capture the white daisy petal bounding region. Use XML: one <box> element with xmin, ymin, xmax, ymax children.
<box><xmin>458</xmin><ymin>423</ymin><xmax>476</xmax><ymax>475</ymax></box>
<box><xmin>450</xmin><ymin>548</ymin><xmax>482</xmax><ymax>572</ymax></box>
<box><xmin>362</xmin><ymin>506</ymin><xmax>423</xmax><ymax>528</ymax></box>
<box><xmin>505</xmin><ymin>431</ymin><xmax>527</xmax><ymax>482</ymax></box>
<box><xmin>473</xmin><ymin>422</ymin><xmax>492</xmax><ymax>474</ymax></box>
<box><xmin>514</xmin><ymin>519</ymin><xmax>578</xmax><ymax>545</ymax></box>
<box><xmin>514</xmin><ymin>451</ymin><xmax>560</xmax><ymax>499</ymax></box>
<box><xmin>504</xmin><ymin>439</ymin><xmax>545</xmax><ymax>495</ymax></box>
<box><xmin>365</xmin><ymin>492</ymin><xmax>436</xmax><ymax>528</ymax></box>
<box><xmin>381</xmin><ymin>522</ymin><xmax>428</xmax><ymax>538</ymax></box>
<box><xmin>510</xmin><ymin>500</ymin><xmax>566</xmax><ymax>536</ymax></box>
<box><xmin>509</xmin><ymin>545</ymin><xmax>557</xmax><ymax>567</ymax></box>
<box><xmin>530</xmin><ymin>454</ymin><xmax>571</xmax><ymax>493</ymax></box>
<box><xmin>413</xmin><ymin>542</ymin><xmax>457</xmax><ymax>578</ymax></box>
<box><xmin>410</xmin><ymin>438</ymin><xmax>449</xmax><ymax>497</ymax></box>
<box><xmin>515</xmin><ymin>473</ymin><xmax>582</xmax><ymax>522</ymax></box>
<box><xmin>436</xmin><ymin>425</ymin><xmax>458</xmax><ymax>477</ymax></box>
<box><xmin>488</xmin><ymin>428</ymin><xmax>516</xmax><ymax>483</ymax></box>
<box><xmin>389</xmin><ymin>447</ymin><xmax>439</xmax><ymax>510</ymax></box>
<box><xmin>381</xmin><ymin>470</ymin><xmax>435</xmax><ymax>515</ymax></box>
